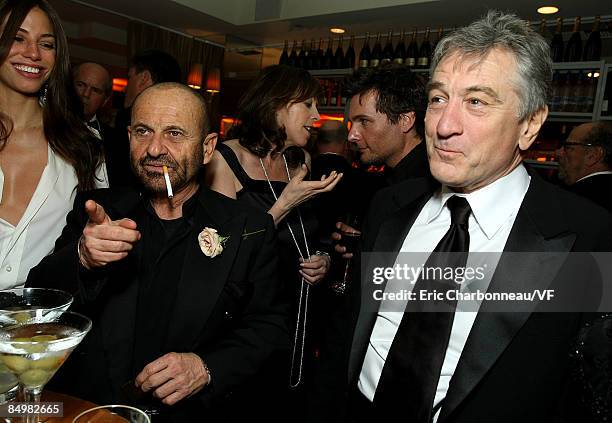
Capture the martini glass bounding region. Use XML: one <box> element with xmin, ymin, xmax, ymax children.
<box><xmin>0</xmin><ymin>309</ymin><xmax>91</xmax><ymax>423</ymax></box>
<box><xmin>0</xmin><ymin>288</ymin><xmax>73</xmax><ymax>316</ymax></box>
<box><xmin>0</xmin><ymin>288</ymin><xmax>73</xmax><ymax>416</ymax></box>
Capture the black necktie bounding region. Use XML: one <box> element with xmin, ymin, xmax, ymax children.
<box><xmin>373</xmin><ymin>196</ymin><xmax>472</xmax><ymax>421</ymax></box>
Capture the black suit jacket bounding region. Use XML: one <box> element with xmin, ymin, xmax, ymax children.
<box><xmin>569</xmin><ymin>173</ymin><xmax>612</xmax><ymax>213</ymax></box>
<box><xmin>97</xmin><ymin>120</ymin><xmax>137</xmax><ymax>188</ymax></box>
<box><xmin>344</xmin><ymin>168</ymin><xmax>612</xmax><ymax>422</ymax></box>
<box><xmin>27</xmin><ymin>186</ymin><xmax>290</xmax><ymax>420</ymax></box>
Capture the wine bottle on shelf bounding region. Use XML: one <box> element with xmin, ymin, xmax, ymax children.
<box><xmin>574</xmin><ymin>71</ymin><xmax>586</xmax><ymax>112</ymax></box>
<box><xmin>417</xmin><ymin>27</ymin><xmax>431</xmax><ymax>69</ymax></box>
<box><xmin>567</xmin><ymin>71</ymin><xmax>580</xmax><ymax>111</ymax></box>
<box><xmin>307</xmin><ymin>39</ymin><xmax>317</xmax><ymax>70</ymax></box>
<box><xmin>323</xmin><ymin>37</ymin><xmax>334</xmax><ymax>69</ymax></box>
<box><xmin>312</xmin><ymin>39</ymin><xmax>324</xmax><ymax>70</ymax></box>
<box><xmin>334</xmin><ymin>36</ymin><xmax>345</xmax><ymax>69</ymax></box>
<box><xmin>344</xmin><ymin>35</ymin><xmax>356</xmax><ymax>69</ymax></box>
<box><xmin>564</xmin><ymin>17</ymin><xmax>582</xmax><ymax>62</ymax></box>
<box><xmin>576</xmin><ymin>71</ymin><xmax>595</xmax><ymax>113</ymax></box>
<box><xmin>303</xmin><ymin>40</ymin><xmax>313</xmax><ymax>70</ymax></box>
<box><xmin>560</xmin><ymin>71</ymin><xmax>575</xmax><ymax>112</ymax></box>
<box><xmin>382</xmin><ymin>30</ymin><xmax>394</xmax><ymax>64</ymax></box>
<box><xmin>296</xmin><ymin>40</ymin><xmax>307</xmax><ymax>68</ymax></box>
<box><xmin>583</xmin><ymin>71</ymin><xmax>597</xmax><ymax>113</ymax></box>
<box><xmin>288</xmin><ymin>40</ymin><xmax>298</xmax><ymax>67</ymax></box>
<box><xmin>538</xmin><ymin>18</ymin><xmax>549</xmax><ymax>40</ymax></box>
<box><xmin>583</xmin><ymin>16</ymin><xmax>601</xmax><ymax>61</ymax></box>
<box><xmin>602</xmin><ymin>72</ymin><xmax>610</xmax><ymax>115</ymax></box>
<box><xmin>319</xmin><ymin>79</ymin><xmax>329</xmax><ymax>107</ymax></box>
<box><xmin>279</xmin><ymin>40</ymin><xmax>289</xmax><ymax>65</ymax></box>
<box><xmin>329</xmin><ymin>80</ymin><xmax>338</xmax><ymax>107</ymax></box>
<box><xmin>393</xmin><ymin>29</ymin><xmax>406</xmax><ymax>65</ymax></box>
<box><xmin>550</xmin><ymin>71</ymin><xmax>562</xmax><ymax>112</ymax></box>
<box><xmin>370</xmin><ymin>33</ymin><xmax>382</xmax><ymax>67</ymax></box>
<box><xmin>336</xmin><ymin>80</ymin><xmax>345</xmax><ymax>107</ymax></box>
<box><xmin>406</xmin><ymin>28</ymin><xmax>418</xmax><ymax>68</ymax></box>
<box><xmin>431</xmin><ymin>26</ymin><xmax>443</xmax><ymax>57</ymax></box>
<box><xmin>550</xmin><ymin>18</ymin><xmax>564</xmax><ymax>63</ymax></box>
<box><xmin>359</xmin><ymin>32</ymin><xmax>371</xmax><ymax>68</ymax></box>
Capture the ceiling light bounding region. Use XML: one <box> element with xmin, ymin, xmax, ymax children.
<box><xmin>537</xmin><ymin>6</ymin><xmax>559</xmax><ymax>14</ymax></box>
<box><xmin>330</xmin><ymin>28</ymin><xmax>345</xmax><ymax>34</ymax></box>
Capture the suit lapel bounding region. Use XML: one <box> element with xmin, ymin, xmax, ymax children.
<box><xmin>164</xmin><ymin>190</ymin><xmax>246</xmax><ymax>351</ymax></box>
<box><xmin>439</xmin><ymin>175</ymin><xmax>576</xmax><ymax>421</ymax></box>
<box><xmin>348</xmin><ymin>188</ymin><xmax>432</xmax><ymax>382</ymax></box>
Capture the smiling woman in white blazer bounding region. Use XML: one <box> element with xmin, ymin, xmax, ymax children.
<box><xmin>0</xmin><ymin>0</ymin><xmax>107</xmax><ymax>289</ymax></box>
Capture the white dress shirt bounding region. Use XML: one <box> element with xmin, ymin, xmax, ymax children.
<box><xmin>0</xmin><ymin>145</ymin><xmax>108</xmax><ymax>289</ymax></box>
<box><xmin>358</xmin><ymin>164</ymin><xmax>531</xmax><ymax>419</ymax></box>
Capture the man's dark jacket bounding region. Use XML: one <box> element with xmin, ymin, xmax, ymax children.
<box><xmin>314</xmin><ymin>168</ymin><xmax>612</xmax><ymax>422</ymax></box>
<box><xmin>27</xmin><ymin>186</ymin><xmax>290</xmax><ymax>421</ymax></box>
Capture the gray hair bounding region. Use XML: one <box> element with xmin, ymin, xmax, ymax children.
<box><xmin>431</xmin><ymin>10</ymin><xmax>552</xmax><ymax>121</ymax></box>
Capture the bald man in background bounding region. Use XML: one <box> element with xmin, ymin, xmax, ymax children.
<box><xmin>73</xmin><ymin>62</ymin><xmax>131</xmax><ymax>187</ymax></box>
<box><xmin>73</xmin><ymin>62</ymin><xmax>112</xmax><ymax>131</ymax></box>
<box><xmin>557</xmin><ymin>121</ymin><xmax>612</xmax><ymax>212</ymax></box>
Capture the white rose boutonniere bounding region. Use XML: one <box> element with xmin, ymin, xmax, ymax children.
<box><xmin>198</xmin><ymin>227</ymin><xmax>229</xmax><ymax>258</ymax></box>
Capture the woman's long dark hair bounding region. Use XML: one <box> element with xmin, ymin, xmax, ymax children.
<box><xmin>0</xmin><ymin>0</ymin><xmax>103</xmax><ymax>191</ymax></box>
<box><xmin>234</xmin><ymin>65</ymin><xmax>321</xmax><ymax>157</ymax></box>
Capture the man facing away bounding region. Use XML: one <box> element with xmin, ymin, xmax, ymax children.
<box><xmin>346</xmin><ymin>62</ymin><xmax>431</xmax><ymax>187</ymax></box>
<box><xmin>27</xmin><ymin>83</ymin><xmax>289</xmax><ymax>422</ymax></box>
<box><xmin>333</xmin><ymin>63</ymin><xmax>436</xmax><ymax>254</ymax></box>
<box><xmin>557</xmin><ymin>121</ymin><xmax>612</xmax><ymax>212</ymax></box>
<box><xmin>323</xmin><ymin>11</ymin><xmax>612</xmax><ymax>423</ymax></box>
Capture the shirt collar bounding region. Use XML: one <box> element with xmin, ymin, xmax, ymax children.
<box><xmin>427</xmin><ymin>164</ymin><xmax>531</xmax><ymax>239</ymax></box>
<box><xmin>143</xmin><ymin>185</ymin><xmax>200</xmax><ymax>223</ymax></box>
<box><xmin>576</xmin><ymin>170</ymin><xmax>612</xmax><ymax>182</ymax></box>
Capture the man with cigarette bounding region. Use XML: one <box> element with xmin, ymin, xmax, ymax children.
<box><xmin>27</xmin><ymin>83</ymin><xmax>289</xmax><ymax>421</ymax></box>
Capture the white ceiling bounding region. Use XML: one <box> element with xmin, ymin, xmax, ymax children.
<box><xmin>53</xmin><ymin>0</ymin><xmax>612</xmax><ymax>49</ymax></box>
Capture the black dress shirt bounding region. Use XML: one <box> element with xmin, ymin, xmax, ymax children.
<box><xmin>132</xmin><ymin>193</ymin><xmax>199</xmax><ymax>374</ymax></box>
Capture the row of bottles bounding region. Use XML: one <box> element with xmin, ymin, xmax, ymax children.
<box><xmin>549</xmin><ymin>70</ymin><xmax>598</xmax><ymax>113</ymax></box>
<box><xmin>358</xmin><ymin>28</ymin><xmax>442</xmax><ymax>69</ymax></box>
<box><xmin>279</xmin><ymin>16</ymin><xmax>605</xmax><ymax>70</ymax></box>
<box><xmin>318</xmin><ymin>79</ymin><xmax>347</xmax><ymax>108</ymax></box>
<box><xmin>279</xmin><ymin>37</ymin><xmax>355</xmax><ymax>70</ymax></box>
<box><xmin>546</xmin><ymin>16</ymin><xmax>601</xmax><ymax>62</ymax></box>
<box><xmin>278</xmin><ymin>28</ymin><xmax>444</xmax><ymax>71</ymax></box>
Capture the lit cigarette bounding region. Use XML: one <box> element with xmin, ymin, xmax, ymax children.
<box><xmin>162</xmin><ymin>165</ymin><xmax>173</xmax><ymax>198</ymax></box>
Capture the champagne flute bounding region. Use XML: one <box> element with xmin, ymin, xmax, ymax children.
<box><xmin>330</xmin><ymin>213</ymin><xmax>361</xmax><ymax>294</ymax></box>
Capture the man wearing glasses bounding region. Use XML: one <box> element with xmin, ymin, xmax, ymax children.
<box><xmin>557</xmin><ymin>121</ymin><xmax>612</xmax><ymax>212</ymax></box>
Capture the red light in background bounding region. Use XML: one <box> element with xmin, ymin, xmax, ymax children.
<box><xmin>112</xmin><ymin>78</ymin><xmax>127</xmax><ymax>93</ymax></box>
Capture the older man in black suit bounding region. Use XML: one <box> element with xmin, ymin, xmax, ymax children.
<box><xmin>557</xmin><ymin>121</ymin><xmax>612</xmax><ymax>212</ymax></box>
<box><xmin>27</xmin><ymin>83</ymin><xmax>289</xmax><ymax>421</ymax></box>
<box><xmin>316</xmin><ymin>11</ymin><xmax>612</xmax><ymax>423</ymax></box>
